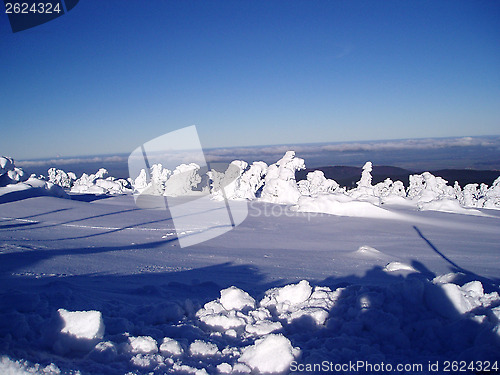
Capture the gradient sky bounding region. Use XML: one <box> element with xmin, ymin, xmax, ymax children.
<box><xmin>1</xmin><ymin>0</ymin><xmax>499</xmax><ymax>160</ymax></box>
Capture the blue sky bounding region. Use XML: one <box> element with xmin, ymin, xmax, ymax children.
<box><xmin>1</xmin><ymin>0</ymin><xmax>499</xmax><ymax>160</ymax></box>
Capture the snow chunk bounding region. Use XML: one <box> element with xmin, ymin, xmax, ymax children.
<box><xmin>54</xmin><ymin>309</ymin><xmax>104</xmax><ymax>354</ymax></box>
<box><xmin>262</xmin><ymin>280</ymin><xmax>312</xmax><ymax>306</ymax></box>
<box><xmin>352</xmin><ymin>245</ymin><xmax>386</xmax><ymax>259</ymax></box>
<box><xmin>189</xmin><ymin>340</ymin><xmax>219</xmax><ymax>357</ymax></box>
<box><xmin>88</xmin><ymin>341</ymin><xmax>118</xmax><ymax>363</ymax></box>
<box><xmin>239</xmin><ymin>334</ymin><xmax>299</xmax><ymax>374</ymax></box>
<box><xmin>220</xmin><ymin>286</ymin><xmax>256</xmax><ymax>311</ymax></box>
<box><xmin>159</xmin><ymin>337</ymin><xmax>183</xmax><ymax>356</ymax></box>
<box><xmin>125</xmin><ymin>336</ymin><xmax>158</xmax><ymax>354</ymax></box>
<box><xmin>425</xmin><ymin>281</ymin><xmax>498</xmax><ymax>319</ymax></box>
<box><xmin>384</xmin><ymin>261</ymin><xmax>417</xmax><ymax>273</ymax></box>
<box><xmin>58</xmin><ymin>309</ymin><xmax>104</xmax><ymax>340</ymax></box>
<box><xmin>245</xmin><ymin>320</ymin><xmax>283</xmax><ymax>336</ymax></box>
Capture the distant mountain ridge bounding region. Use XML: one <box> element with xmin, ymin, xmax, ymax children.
<box><xmin>296</xmin><ymin>166</ymin><xmax>500</xmax><ymax>188</ymax></box>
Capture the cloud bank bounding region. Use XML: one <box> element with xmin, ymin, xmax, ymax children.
<box><xmin>15</xmin><ymin>136</ymin><xmax>500</xmax><ymax>171</ymax></box>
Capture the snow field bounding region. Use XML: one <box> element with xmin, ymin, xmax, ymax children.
<box><xmin>1</xmin><ymin>273</ymin><xmax>499</xmax><ymax>374</ymax></box>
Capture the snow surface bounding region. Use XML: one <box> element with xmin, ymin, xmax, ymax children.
<box><xmin>1</xmin><ymin>152</ymin><xmax>500</xmax><ymax>374</ymax></box>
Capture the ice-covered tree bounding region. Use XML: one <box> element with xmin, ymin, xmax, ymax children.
<box><xmin>407</xmin><ymin>172</ymin><xmax>455</xmax><ymax>202</ymax></box>
<box><xmin>163</xmin><ymin>163</ymin><xmax>202</xmax><ymax>197</ymax></box>
<box><xmin>357</xmin><ymin>161</ymin><xmax>373</xmax><ymax>188</ymax></box>
<box><xmin>260</xmin><ymin>151</ymin><xmax>305</xmax><ymax>204</ymax></box>
<box><xmin>0</xmin><ymin>156</ymin><xmax>26</xmax><ymax>186</ymax></box>
<box><xmin>48</xmin><ymin>168</ymin><xmax>77</xmax><ymax>188</ymax></box>
<box><xmin>297</xmin><ymin>170</ymin><xmax>340</xmax><ymax>197</ymax></box>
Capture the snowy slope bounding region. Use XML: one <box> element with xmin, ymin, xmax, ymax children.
<box><xmin>1</xmin><ymin>192</ymin><xmax>500</xmax><ymax>374</ymax></box>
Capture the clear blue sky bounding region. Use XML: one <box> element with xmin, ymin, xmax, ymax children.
<box><xmin>1</xmin><ymin>0</ymin><xmax>499</xmax><ymax>160</ymax></box>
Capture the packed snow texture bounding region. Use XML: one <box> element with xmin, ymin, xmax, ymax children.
<box><xmin>1</xmin><ymin>277</ymin><xmax>499</xmax><ymax>374</ymax></box>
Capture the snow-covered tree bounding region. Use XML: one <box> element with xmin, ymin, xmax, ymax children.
<box><xmin>48</xmin><ymin>168</ymin><xmax>76</xmax><ymax>188</ymax></box>
<box><xmin>163</xmin><ymin>163</ymin><xmax>202</xmax><ymax>197</ymax></box>
<box><xmin>260</xmin><ymin>151</ymin><xmax>305</xmax><ymax>205</ymax></box>
<box><xmin>297</xmin><ymin>170</ymin><xmax>340</xmax><ymax>197</ymax></box>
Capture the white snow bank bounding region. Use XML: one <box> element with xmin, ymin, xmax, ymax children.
<box><xmin>418</xmin><ymin>198</ymin><xmax>487</xmax><ymax>216</ymax></box>
<box><xmin>0</xmin><ymin>177</ymin><xmax>69</xmax><ymax>201</ymax></box>
<box><xmin>295</xmin><ymin>193</ymin><xmax>403</xmax><ymax>219</ymax></box>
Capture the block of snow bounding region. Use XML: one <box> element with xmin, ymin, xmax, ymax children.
<box><xmin>245</xmin><ymin>320</ymin><xmax>283</xmax><ymax>336</ymax></box>
<box><xmin>159</xmin><ymin>337</ymin><xmax>183</xmax><ymax>356</ymax></box>
<box><xmin>54</xmin><ymin>308</ymin><xmax>104</xmax><ymax>353</ymax></box>
<box><xmin>88</xmin><ymin>341</ymin><xmax>118</xmax><ymax>363</ymax></box>
<box><xmin>126</xmin><ymin>336</ymin><xmax>158</xmax><ymax>354</ymax></box>
<box><xmin>239</xmin><ymin>334</ymin><xmax>299</xmax><ymax>373</ymax></box>
<box><xmin>189</xmin><ymin>340</ymin><xmax>219</xmax><ymax>356</ymax></box>
<box><xmin>220</xmin><ymin>286</ymin><xmax>256</xmax><ymax>311</ymax></box>
<box><xmin>262</xmin><ymin>280</ymin><xmax>312</xmax><ymax>307</ymax></box>
<box><xmin>58</xmin><ymin>308</ymin><xmax>104</xmax><ymax>340</ymax></box>
<box><xmin>384</xmin><ymin>261</ymin><xmax>417</xmax><ymax>273</ymax></box>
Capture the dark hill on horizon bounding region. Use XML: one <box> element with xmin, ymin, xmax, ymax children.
<box><xmin>296</xmin><ymin>166</ymin><xmax>500</xmax><ymax>188</ymax></box>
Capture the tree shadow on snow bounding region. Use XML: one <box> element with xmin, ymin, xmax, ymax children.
<box><xmin>414</xmin><ymin>225</ymin><xmax>500</xmax><ymax>294</ymax></box>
